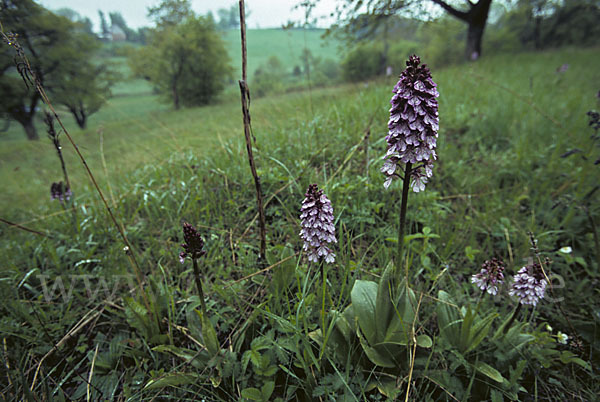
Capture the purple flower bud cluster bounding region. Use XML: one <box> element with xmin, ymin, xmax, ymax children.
<box><xmin>50</xmin><ymin>181</ymin><xmax>71</xmax><ymax>202</ymax></box>
<box><xmin>509</xmin><ymin>263</ymin><xmax>547</xmax><ymax>306</ymax></box>
<box><xmin>180</xmin><ymin>222</ymin><xmax>206</xmax><ymax>263</ymax></box>
<box><xmin>471</xmin><ymin>258</ymin><xmax>505</xmax><ymax>295</ymax></box>
<box><xmin>299</xmin><ymin>184</ymin><xmax>337</xmax><ymax>263</ymax></box>
<box><xmin>382</xmin><ymin>55</ymin><xmax>439</xmax><ymax>192</ymax></box>
<box><xmin>556</xmin><ymin>63</ymin><xmax>569</xmax><ymax>73</ymax></box>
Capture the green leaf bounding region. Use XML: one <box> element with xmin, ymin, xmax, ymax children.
<box><xmin>261</xmin><ymin>381</ymin><xmax>275</xmax><ymax>400</ymax></box>
<box><xmin>351</xmin><ymin>280</ymin><xmax>379</xmax><ymax>344</ymax></box>
<box><xmin>196</xmin><ymin>309</ymin><xmax>219</xmax><ymax>355</ymax></box>
<box><xmin>334</xmin><ymin>308</ymin><xmax>354</xmax><ymax>342</ymax></box>
<box><xmin>474</xmin><ymin>361</ymin><xmax>504</xmax><ymax>383</ymax></box>
<box><xmin>436</xmin><ymin>291</ymin><xmax>462</xmax><ymax>346</ymax></box>
<box><xmin>416</xmin><ymin>334</ymin><xmax>433</xmax><ymax>348</ymax></box>
<box><xmin>375</xmin><ymin>263</ymin><xmax>394</xmax><ymax>341</ymax></box>
<box><xmin>358</xmin><ymin>330</ymin><xmax>395</xmax><ymax>367</ymax></box>
<box><xmin>490</xmin><ymin>389</ymin><xmax>504</xmax><ymax>402</ymax></box>
<box><xmin>464</xmin><ymin>311</ymin><xmax>497</xmax><ymax>354</ymax></box>
<box><xmin>241</xmin><ymin>387</ymin><xmax>263</xmax><ymax>401</ymax></box>
<box><xmin>144</xmin><ymin>373</ymin><xmax>199</xmax><ymax>390</ymax></box>
<box><xmin>152</xmin><ymin>345</ymin><xmax>209</xmax><ymax>369</ymax></box>
<box><xmin>559</xmin><ymin>351</ymin><xmax>592</xmax><ymax>370</ymax></box>
<box><xmin>383</xmin><ymin>284</ymin><xmax>417</xmax><ymax>346</ymax></box>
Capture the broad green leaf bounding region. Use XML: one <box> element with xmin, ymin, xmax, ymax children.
<box><xmin>383</xmin><ymin>284</ymin><xmax>417</xmax><ymax>345</ymax></box>
<box><xmin>475</xmin><ymin>361</ymin><xmax>504</xmax><ymax>383</ymax></box>
<box><xmin>152</xmin><ymin>345</ymin><xmax>208</xmax><ymax>369</ymax></box>
<box><xmin>196</xmin><ymin>309</ymin><xmax>220</xmax><ymax>356</ymax></box>
<box><xmin>358</xmin><ymin>330</ymin><xmax>395</xmax><ymax>368</ymax></box>
<box><xmin>241</xmin><ymin>387</ymin><xmax>263</xmax><ymax>401</ymax></box>
<box><xmin>464</xmin><ymin>312</ymin><xmax>497</xmax><ymax>354</ymax></box>
<box><xmin>261</xmin><ymin>381</ymin><xmax>275</xmax><ymax>400</ymax></box>
<box><xmin>416</xmin><ymin>334</ymin><xmax>433</xmax><ymax>348</ymax></box>
<box><xmin>351</xmin><ymin>280</ymin><xmax>379</xmax><ymax>344</ymax></box>
<box><xmin>490</xmin><ymin>389</ymin><xmax>504</xmax><ymax>402</ymax></box>
<box><xmin>144</xmin><ymin>373</ymin><xmax>200</xmax><ymax>390</ymax></box>
<box><xmin>560</xmin><ymin>351</ymin><xmax>592</xmax><ymax>370</ymax></box>
<box><xmin>375</xmin><ymin>263</ymin><xmax>394</xmax><ymax>341</ymax></box>
<box><xmin>436</xmin><ymin>291</ymin><xmax>462</xmax><ymax>345</ymax></box>
<box><xmin>376</xmin><ymin>379</ymin><xmax>399</xmax><ymax>397</ymax></box>
<box><xmin>334</xmin><ymin>308</ymin><xmax>354</xmax><ymax>341</ymax></box>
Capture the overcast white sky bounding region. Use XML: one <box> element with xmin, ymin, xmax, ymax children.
<box><xmin>36</xmin><ymin>0</ymin><xmax>339</xmax><ymax>30</ymax></box>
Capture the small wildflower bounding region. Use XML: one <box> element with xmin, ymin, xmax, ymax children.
<box><xmin>509</xmin><ymin>262</ymin><xmax>547</xmax><ymax>306</ymax></box>
<box><xmin>558</xmin><ymin>246</ymin><xmax>572</xmax><ymax>254</ymax></box>
<box><xmin>557</xmin><ymin>331</ymin><xmax>569</xmax><ymax>344</ymax></box>
<box><xmin>546</xmin><ymin>323</ymin><xmax>553</xmax><ymax>332</ymax></box>
<box><xmin>50</xmin><ymin>181</ymin><xmax>71</xmax><ymax>202</ymax></box>
<box><xmin>471</xmin><ymin>257</ymin><xmax>505</xmax><ymax>295</ymax></box>
<box><xmin>180</xmin><ymin>222</ymin><xmax>206</xmax><ymax>263</ymax></box>
<box><xmin>556</xmin><ymin>63</ymin><xmax>569</xmax><ymax>73</ymax></box>
<box><xmin>299</xmin><ymin>184</ymin><xmax>337</xmax><ymax>263</ymax></box>
<box><xmin>382</xmin><ymin>55</ymin><xmax>439</xmax><ymax>192</ymax></box>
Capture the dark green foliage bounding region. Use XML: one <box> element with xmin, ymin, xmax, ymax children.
<box><xmin>341</xmin><ymin>40</ymin><xmax>418</xmax><ymax>81</ymax></box>
<box><xmin>217</xmin><ymin>3</ymin><xmax>241</xmax><ymax>30</ymax></box>
<box><xmin>108</xmin><ymin>12</ymin><xmax>138</xmax><ymax>42</ymax></box>
<box><xmin>129</xmin><ymin>15</ymin><xmax>233</xmax><ymax>109</ymax></box>
<box><xmin>342</xmin><ymin>43</ymin><xmax>383</xmax><ymax>81</ymax></box>
<box><xmin>253</xmin><ymin>56</ymin><xmax>286</xmax><ymax>97</ymax></box>
<box><xmin>0</xmin><ymin>0</ymin><xmax>116</xmax><ymax>138</ymax></box>
<box><xmin>147</xmin><ymin>0</ymin><xmax>193</xmax><ymax>27</ymax></box>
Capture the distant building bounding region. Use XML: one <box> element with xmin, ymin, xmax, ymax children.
<box><xmin>110</xmin><ymin>25</ymin><xmax>126</xmax><ymax>42</ymax></box>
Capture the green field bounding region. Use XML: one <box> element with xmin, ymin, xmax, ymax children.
<box><xmin>1</xmin><ymin>44</ymin><xmax>599</xmax><ymax>399</ymax></box>
<box><xmin>222</xmin><ymin>28</ymin><xmax>341</xmax><ymax>78</ymax></box>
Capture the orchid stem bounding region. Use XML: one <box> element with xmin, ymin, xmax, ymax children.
<box><xmin>192</xmin><ymin>258</ymin><xmax>207</xmax><ymax>316</ymax></box>
<box><xmin>397</xmin><ymin>162</ymin><xmax>412</xmax><ymax>281</ymax></box>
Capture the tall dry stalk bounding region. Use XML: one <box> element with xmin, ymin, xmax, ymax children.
<box><xmin>238</xmin><ymin>0</ymin><xmax>267</xmax><ymax>262</ymax></box>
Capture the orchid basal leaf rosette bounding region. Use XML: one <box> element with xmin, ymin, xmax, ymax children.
<box><xmin>382</xmin><ymin>55</ymin><xmax>439</xmax><ymax>192</ymax></box>
<box><xmin>299</xmin><ymin>184</ymin><xmax>337</xmax><ymax>263</ymax></box>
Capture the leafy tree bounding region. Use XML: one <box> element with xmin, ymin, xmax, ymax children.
<box><xmin>98</xmin><ymin>10</ymin><xmax>110</xmax><ymax>40</ymax></box>
<box><xmin>109</xmin><ymin>11</ymin><xmax>137</xmax><ymax>42</ymax></box>
<box><xmin>327</xmin><ymin>0</ymin><xmax>495</xmax><ymax>60</ymax></box>
<box><xmin>253</xmin><ymin>55</ymin><xmax>286</xmax><ymax>96</ymax></box>
<box><xmin>0</xmin><ymin>0</ymin><xmax>115</xmax><ymax>139</ymax></box>
<box><xmin>129</xmin><ymin>14</ymin><xmax>233</xmax><ymax>109</ymax></box>
<box><xmin>217</xmin><ymin>3</ymin><xmax>249</xmax><ymax>29</ymax></box>
<box><xmin>51</xmin><ymin>36</ymin><xmax>119</xmax><ymax>128</ymax></box>
<box><xmin>147</xmin><ymin>0</ymin><xmax>193</xmax><ymax>27</ymax></box>
<box><xmin>341</xmin><ymin>43</ymin><xmax>382</xmax><ymax>81</ymax></box>
<box><xmin>55</xmin><ymin>7</ymin><xmax>94</xmax><ymax>36</ymax></box>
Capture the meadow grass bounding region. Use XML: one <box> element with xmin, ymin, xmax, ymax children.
<box><xmin>0</xmin><ymin>46</ymin><xmax>599</xmax><ymax>400</ymax></box>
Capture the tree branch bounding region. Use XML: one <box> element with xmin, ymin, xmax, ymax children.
<box><xmin>430</xmin><ymin>0</ymin><xmax>470</xmax><ymax>21</ymax></box>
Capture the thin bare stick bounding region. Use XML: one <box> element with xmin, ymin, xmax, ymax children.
<box><xmin>225</xmin><ymin>252</ymin><xmax>299</xmax><ymax>288</ymax></box>
<box><xmin>405</xmin><ymin>291</ymin><xmax>424</xmax><ymax>402</ymax></box>
<box><xmin>238</xmin><ymin>0</ymin><xmax>267</xmax><ymax>262</ymax></box>
<box><xmin>87</xmin><ymin>344</ymin><xmax>99</xmax><ymax>402</ymax></box>
<box><xmin>0</xmin><ymin>217</ymin><xmax>48</xmax><ymax>237</ymax></box>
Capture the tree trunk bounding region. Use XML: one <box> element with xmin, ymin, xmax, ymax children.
<box><xmin>465</xmin><ymin>23</ymin><xmax>485</xmax><ymax>60</ymax></box>
<box><xmin>173</xmin><ymin>85</ymin><xmax>180</xmax><ymax>110</ymax></box>
<box><xmin>70</xmin><ymin>106</ymin><xmax>87</xmax><ymax>129</ymax></box>
<box><xmin>465</xmin><ymin>0</ymin><xmax>492</xmax><ymax>60</ymax></box>
<box><xmin>430</xmin><ymin>0</ymin><xmax>492</xmax><ymax>60</ymax></box>
<box><xmin>23</xmin><ymin>118</ymin><xmax>38</xmax><ymax>140</ymax></box>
